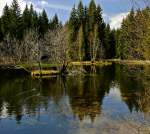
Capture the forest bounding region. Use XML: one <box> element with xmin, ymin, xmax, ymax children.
<box><xmin>0</xmin><ymin>0</ymin><xmax>150</xmax><ymax>65</ymax></box>
<box><xmin>0</xmin><ymin>1</ymin><xmax>150</xmax><ymax>133</ymax></box>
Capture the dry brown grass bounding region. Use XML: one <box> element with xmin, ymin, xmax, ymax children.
<box><xmin>31</xmin><ymin>70</ymin><xmax>60</xmax><ymax>77</ymax></box>
<box><xmin>110</xmin><ymin>59</ymin><xmax>150</xmax><ymax>65</ymax></box>
<box><xmin>71</xmin><ymin>61</ymin><xmax>112</xmax><ymax>66</ymax></box>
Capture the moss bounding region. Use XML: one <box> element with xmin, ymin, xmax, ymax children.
<box><xmin>19</xmin><ymin>63</ymin><xmax>61</xmax><ymax>69</ymax></box>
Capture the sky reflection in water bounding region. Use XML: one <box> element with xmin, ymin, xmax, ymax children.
<box><xmin>0</xmin><ymin>64</ymin><xmax>150</xmax><ymax>134</ymax></box>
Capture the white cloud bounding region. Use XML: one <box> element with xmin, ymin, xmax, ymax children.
<box><xmin>40</xmin><ymin>0</ymin><xmax>48</xmax><ymax>5</ymax></box>
<box><xmin>109</xmin><ymin>12</ymin><xmax>129</xmax><ymax>29</ymax></box>
<box><xmin>39</xmin><ymin>1</ymin><xmax>72</xmax><ymax>11</ymax></box>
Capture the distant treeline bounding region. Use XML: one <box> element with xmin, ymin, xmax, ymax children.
<box><xmin>117</xmin><ymin>7</ymin><xmax>150</xmax><ymax>60</ymax></box>
<box><xmin>67</xmin><ymin>0</ymin><xmax>116</xmax><ymax>61</ymax></box>
<box><xmin>0</xmin><ymin>0</ymin><xmax>150</xmax><ymax>64</ymax></box>
<box><xmin>0</xmin><ymin>0</ymin><xmax>62</xmax><ymax>40</ymax></box>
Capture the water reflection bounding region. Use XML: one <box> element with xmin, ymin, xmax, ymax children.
<box><xmin>0</xmin><ymin>64</ymin><xmax>149</xmax><ymax>133</ymax></box>
<box><xmin>115</xmin><ymin>65</ymin><xmax>150</xmax><ymax>113</ymax></box>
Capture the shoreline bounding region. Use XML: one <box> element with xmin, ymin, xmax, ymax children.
<box><xmin>1</xmin><ymin>60</ymin><xmax>150</xmax><ymax>77</ymax></box>
<box><xmin>1</xmin><ymin>59</ymin><xmax>150</xmax><ymax>69</ymax></box>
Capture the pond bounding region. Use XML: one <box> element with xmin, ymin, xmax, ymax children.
<box><xmin>0</xmin><ymin>64</ymin><xmax>150</xmax><ymax>134</ymax></box>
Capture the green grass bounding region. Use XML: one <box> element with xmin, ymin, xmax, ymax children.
<box><xmin>18</xmin><ymin>60</ymin><xmax>150</xmax><ymax>71</ymax></box>
<box><xmin>109</xmin><ymin>59</ymin><xmax>150</xmax><ymax>65</ymax></box>
<box><xmin>19</xmin><ymin>61</ymin><xmax>112</xmax><ymax>69</ymax></box>
<box><xmin>19</xmin><ymin>63</ymin><xmax>61</xmax><ymax>69</ymax></box>
<box><xmin>71</xmin><ymin>61</ymin><xmax>112</xmax><ymax>66</ymax></box>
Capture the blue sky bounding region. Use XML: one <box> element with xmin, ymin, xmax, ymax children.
<box><xmin>27</xmin><ymin>0</ymin><xmax>133</xmax><ymax>22</ymax></box>
<box><xmin>0</xmin><ymin>0</ymin><xmax>147</xmax><ymax>29</ymax></box>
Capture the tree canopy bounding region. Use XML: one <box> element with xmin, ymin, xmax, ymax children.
<box><xmin>0</xmin><ymin>0</ymin><xmax>150</xmax><ymax>64</ymax></box>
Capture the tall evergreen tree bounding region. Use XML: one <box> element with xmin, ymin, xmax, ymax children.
<box><xmin>38</xmin><ymin>9</ymin><xmax>49</xmax><ymax>36</ymax></box>
<box><xmin>108</xmin><ymin>30</ymin><xmax>116</xmax><ymax>58</ymax></box>
<box><xmin>120</xmin><ymin>8</ymin><xmax>138</xmax><ymax>59</ymax></box>
<box><xmin>29</xmin><ymin>4</ymin><xmax>38</xmax><ymax>29</ymax></box>
<box><xmin>95</xmin><ymin>5</ymin><xmax>105</xmax><ymax>59</ymax></box>
<box><xmin>88</xmin><ymin>0</ymin><xmax>96</xmax><ymax>31</ymax></box>
<box><xmin>83</xmin><ymin>6</ymin><xmax>90</xmax><ymax>60</ymax></box>
<box><xmin>10</xmin><ymin>0</ymin><xmax>22</xmax><ymax>39</ymax></box>
<box><xmin>77</xmin><ymin>1</ymin><xmax>84</xmax><ymax>24</ymax></box>
<box><xmin>92</xmin><ymin>24</ymin><xmax>100</xmax><ymax>61</ymax></box>
<box><xmin>22</xmin><ymin>5</ymin><xmax>30</xmax><ymax>29</ymax></box>
<box><xmin>22</xmin><ymin>4</ymin><xmax>39</xmax><ymax>35</ymax></box>
<box><xmin>0</xmin><ymin>18</ymin><xmax>3</xmax><ymax>41</ymax></box>
<box><xmin>104</xmin><ymin>24</ymin><xmax>110</xmax><ymax>58</ymax></box>
<box><xmin>49</xmin><ymin>14</ymin><xmax>61</xmax><ymax>30</ymax></box>
<box><xmin>119</xmin><ymin>7</ymin><xmax>150</xmax><ymax>60</ymax></box>
<box><xmin>77</xmin><ymin>24</ymin><xmax>84</xmax><ymax>61</ymax></box>
<box><xmin>69</xmin><ymin>5</ymin><xmax>79</xmax><ymax>42</ymax></box>
<box><xmin>1</xmin><ymin>4</ymin><xmax>11</xmax><ymax>36</ymax></box>
<box><xmin>11</xmin><ymin>0</ymin><xmax>21</xmax><ymax>17</ymax></box>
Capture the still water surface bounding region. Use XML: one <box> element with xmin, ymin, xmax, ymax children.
<box><xmin>0</xmin><ymin>64</ymin><xmax>150</xmax><ymax>134</ymax></box>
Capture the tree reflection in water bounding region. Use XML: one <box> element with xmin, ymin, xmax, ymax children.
<box><xmin>0</xmin><ymin>64</ymin><xmax>149</xmax><ymax>133</ymax></box>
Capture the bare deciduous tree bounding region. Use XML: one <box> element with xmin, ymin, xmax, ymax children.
<box><xmin>21</xmin><ymin>29</ymin><xmax>40</xmax><ymax>63</ymax></box>
<box><xmin>0</xmin><ymin>34</ymin><xmax>20</xmax><ymax>64</ymax></box>
<box><xmin>43</xmin><ymin>26</ymin><xmax>70</xmax><ymax>73</ymax></box>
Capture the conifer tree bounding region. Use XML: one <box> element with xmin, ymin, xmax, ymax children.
<box><xmin>95</xmin><ymin>5</ymin><xmax>105</xmax><ymax>59</ymax></box>
<box><xmin>108</xmin><ymin>30</ymin><xmax>116</xmax><ymax>58</ymax></box>
<box><xmin>88</xmin><ymin>0</ymin><xmax>96</xmax><ymax>31</ymax></box>
<box><xmin>69</xmin><ymin>5</ymin><xmax>79</xmax><ymax>42</ymax></box>
<box><xmin>1</xmin><ymin>4</ymin><xmax>11</xmax><ymax>36</ymax></box>
<box><xmin>77</xmin><ymin>24</ymin><xmax>84</xmax><ymax>61</ymax></box>
<box><xmin>120</xmin><ymin>8</ymin><xmax>138</xmax><ymax>59</ymax></box>
<box><xmin>10</xmin><ymin>0</ymin><xmax>22</xmax><ymax>38</ymax></box>
<box><xmin>49</xmin><ymin>14</ymin><xmax>61</xmax><ymax>30</ymax></box>
<box><xmin>0</xmin><ymin>18</ymin><xmax>3</xmax><ymax>41</ymax></box>
<box><xmin>77</xmin><ymin>1</ymin><xmax>84</xmax><ymax>25</ymax></box>
<box><xmin>83</xmin><ymin>6</ymin><xmax>90</xmax><ymax>60</ymax></box>
<box><xmin>22</xmin><ymin>5</ymin><xmax>30</xmax><ymax>29</ymax></box>
<box><xmin>38</xmin><ymin>9</ymin><xmax>49</xmax><ymax>36</ymax></box>
<box><xmin>104</xmin><ymin>24</ymin><xmax>110</xmax><ymax>58</ymax></box>
<box><xmin>29</xmin><ymin>4</ymin><xmax>38</xmax><ymax>29</ymax></box>
<box><xmin>92</xmin><ymin>24</ymin><xmax>99</xmax><ymax>61</ymax></box>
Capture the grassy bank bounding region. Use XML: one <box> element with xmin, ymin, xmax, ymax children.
<box><xmin>71</xmin><ymin>61</ymin><xmax>112</xmax><ymax>66</ymax></box>
<box><xmin>20</xmin><ymin>61</ymin><xmax>112</xmax><ymax>69</ymax></box>
<box><xmin>20</xmin><ymin>63</ymin><xmax>61</xmax><ymax>69</ymax></box>
<box><xmin>1</xmin><ymin>60</ymin><xmax>150</xmax><ymax>77</ymax></box>
<box><xmin>19</xmin><ymin>60</ymin><xmax>150</xmax><ymax>70</ymax></box>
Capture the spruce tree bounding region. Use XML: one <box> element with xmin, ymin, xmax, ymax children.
<box><xmin>0</xmin><ymin>18</ymin><xmax>3</xmax><ymax>41</ymax></box>
<box><xmin>120</xmin><ymin>8</ymin><xmax>137</xmax><ymax>59</ymax></box>
<box><xmin>88</xmin><ymin>0</ymin><xmax>96</xmax><ymax>31</ymax></box>
<box><xmin>69</xmin><ymin>5</ymin><xmax>79</xmax><ymax>42</ymax></box>
<box><xmin>77</xmin><ymin>24</ymin><xmax>84</xmax><ymax>61</ymax></box>
<box><xmin>49</xmin><ymin>14</ymin><xmax>60</xmax><ymax>30</ymax></box>
<box><xmin>22</xmin><ymin>5</ymin><xmax>30</xmax><ymax>30</ymax></box>
<box><xmin>108</xmin><ymin>30</ymin><xmax>116</xmax><ymax>58</ymax></box>
<box><xmin>104</xmin><ymin>24</ymin><xmax>111</xmax><ymax>58</ymax></box>
<box><xmin>10</xmin><ymin>0</ymin><xmax>22</xmax><ymax>39</ymax></box>
<box><xmin>95</xmin><ymin>5</ymin><xmax>105</xmax><ymax>59</ymax></box>
<box><xmin>29</xmin><ymin>4</ymin><xmax>38</xmax><ymax>29</ymax></box>
<box><xmin>77</xmin><ymin>1</ymin><xmax>84</xmax><ymax>25</ymax></box>
<box><xmin>38</xmin><ymin>9</ymin><xmax>49</xmax><ymax>36</ymax></box>
<box><xmin>1</xmin><ymin>4</ymin><xmax>11</xmax><ymax>36</ymax></box>
<box><xmin>92</xmin><ymin>24</ymin><xmax>99</xmax><ymax>61</ymax></box>
<box><xmin>83</xmin><ymin>6</ymin><xmax>90</xmax><ymax>60</ymax></box>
